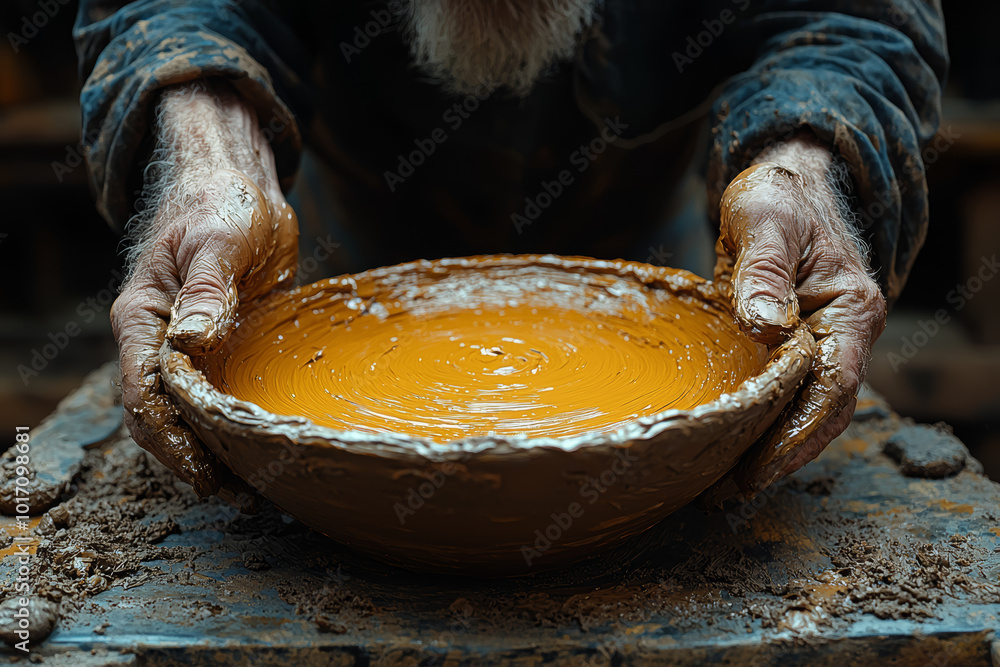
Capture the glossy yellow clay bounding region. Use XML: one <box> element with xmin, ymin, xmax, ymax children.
<box><xmin>197</xmin><ymin>256</ymin><xmax>766</xmax><ymax>442</ymax></box>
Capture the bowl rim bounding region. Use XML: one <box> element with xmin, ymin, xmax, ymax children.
<box><xmin>160</xmin><ymin>254</ymin><xmax>815</xmax><ymax>462</ymax></box>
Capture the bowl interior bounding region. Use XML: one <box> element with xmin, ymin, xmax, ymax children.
<box><xmin>194</xmin><ymin>256</ymin><xmax>769</xmax><ymax>444</ymax></box>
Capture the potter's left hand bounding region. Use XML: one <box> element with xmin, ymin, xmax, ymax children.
<box><xmin>715</xmin><ymin>132</ymin><xmax>887</xmax><ymax>495</ymax></box>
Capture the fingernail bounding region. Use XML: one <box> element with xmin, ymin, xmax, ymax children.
<box><xmin>168</xmin><ymin>314</ymin><xmax>216</xmax><ymax>342</ymax></box>
<box><xmin>748</xmin><ymin>297</ymin><xmax>791</xmax><ymax>327</ymax></box>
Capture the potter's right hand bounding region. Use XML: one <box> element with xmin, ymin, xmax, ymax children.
<box><xmin>111</xmin><ymin>80</ymin><xmax>298</xmax><ymax>505</ymax></box>
<box><xmin>712</xmin><ymin>132</ymin><xmax>885</xmax><ymax>498</ymax></box>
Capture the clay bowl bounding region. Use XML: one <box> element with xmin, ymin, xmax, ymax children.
<box><xmin>160</xmin><ymin>255</ymin><xmax>815</xmax><ymax>575</ymax></box>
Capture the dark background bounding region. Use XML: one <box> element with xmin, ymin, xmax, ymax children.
<box><xmin>1</xmin><ymin>2</ymin><xmax>998</xmax><ymax>474</ymax></box>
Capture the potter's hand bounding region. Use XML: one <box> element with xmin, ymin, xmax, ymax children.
<box><xmin>715</xmin><ymin>132</ymin><xmax>886</xmax><ymax>495</ymax></box>
<box><xmin>111</xmin><ymin>80</ymin><xmax>298</xmax><ymax>505</ymax></box>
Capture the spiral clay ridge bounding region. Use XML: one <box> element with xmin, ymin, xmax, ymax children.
<box><xmin>197</xmin><ymin>258</ymin><xmax>766</xmax><ymax>442</ymax></box>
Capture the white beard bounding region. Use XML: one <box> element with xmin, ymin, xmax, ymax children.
<box><xmin>398</xmin><ymin>0</ymin><xmax>600</xmax><ymax>97</ymax></box>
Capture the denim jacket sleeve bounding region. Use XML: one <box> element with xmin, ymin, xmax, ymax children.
<box><xmin>74</xmin><ymin>0</ymin><xmax>312</xmax><ymax>230</ymax></box>
<box><xmin>706</xmin><ymin>1</ymin><xmax>948</xmax><ymax>304</ymax></box>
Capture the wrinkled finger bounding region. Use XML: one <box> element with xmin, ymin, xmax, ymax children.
<box><xmin>735</xmin><ymin>335</ymin><xmax>851</xmax><ymax>494</ymax></box>
<box><xmin>167</xmin><ymin>171</ymin><xmax>280</xmax><ymax>353</ymax></box>
<box><xmin>719</xmin><ymin>165</ymin><xmax>803</xmax><ymax>344</ymax></box>
<box><xmin>780</xmin><ymin>396</ymin><xmax>857</xmax><ymax>475</ymax></box>
<box><xmin>167</xmin><ymin>245</ymin><xmax>241</xmax><ymax>355</ymax></box>
<box><xmin>737</xmin><ymin>272</ymin><xmax>885</xmax><ymax>492</ymax></box>
<box><xmin>730</xmin><ymin>225</ymin><xmax>801</xmax><ymax>344</ymax></box>
<box><xmin>112</xmin><ymin>277</ymin><xmax>222</xmax><ymax>497</ymax></box>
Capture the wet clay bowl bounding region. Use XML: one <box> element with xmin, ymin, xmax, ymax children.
<box><xmin>160</xmin><ymin>255</ymin><xmax>815</xmax><ymax>574</ymax></box>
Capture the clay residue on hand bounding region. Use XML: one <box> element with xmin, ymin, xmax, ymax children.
<box><xmin>717</xmin><ymin>163</ymin><xmax>803</xmax><ymax>346</ymax></box>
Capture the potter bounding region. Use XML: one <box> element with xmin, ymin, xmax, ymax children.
<box><xmin>76</xmin><ymin>2</ymin><xmax>942</xmax><ymax>504</ymax></box>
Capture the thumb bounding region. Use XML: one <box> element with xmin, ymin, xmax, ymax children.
<box><xmin>731</xmin><ymin>239</ymin><xmax>799</xmax><ymax>345</ymax></box>
<box><xmin>167</xmin><ymin>174</ymin><xmax>275</xmax><ymax>354</ymax></box>
<box><xmin>721</xmin><ymin>167</ymin><xmax>802</xmax><ymax>345</ymax></box>
<box><xmin>167</xmin><ymin>249</ymin><xmax>241</xmax><ymax>355</ymax></box>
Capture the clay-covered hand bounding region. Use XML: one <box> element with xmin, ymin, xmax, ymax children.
<box><xmin>715</xmin><ymin>132</ymin><xmax>886</xmax><ymax>495</ymax></box>
<box><xmin>111</xmin><ymin>80</ymin><xmax>298</xmax><ymax>506</ymax></box>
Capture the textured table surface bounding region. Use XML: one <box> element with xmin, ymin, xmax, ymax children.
<box><xmin>1</xmin><ymin>363</ymin><xmax>999</xmax><ymax>666</ymax></box>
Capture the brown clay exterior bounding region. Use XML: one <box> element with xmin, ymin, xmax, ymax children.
<box><xmin>160</xmin><ymin>255</ymin><xmax>816</xmax><ymax>574</ymax></box>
